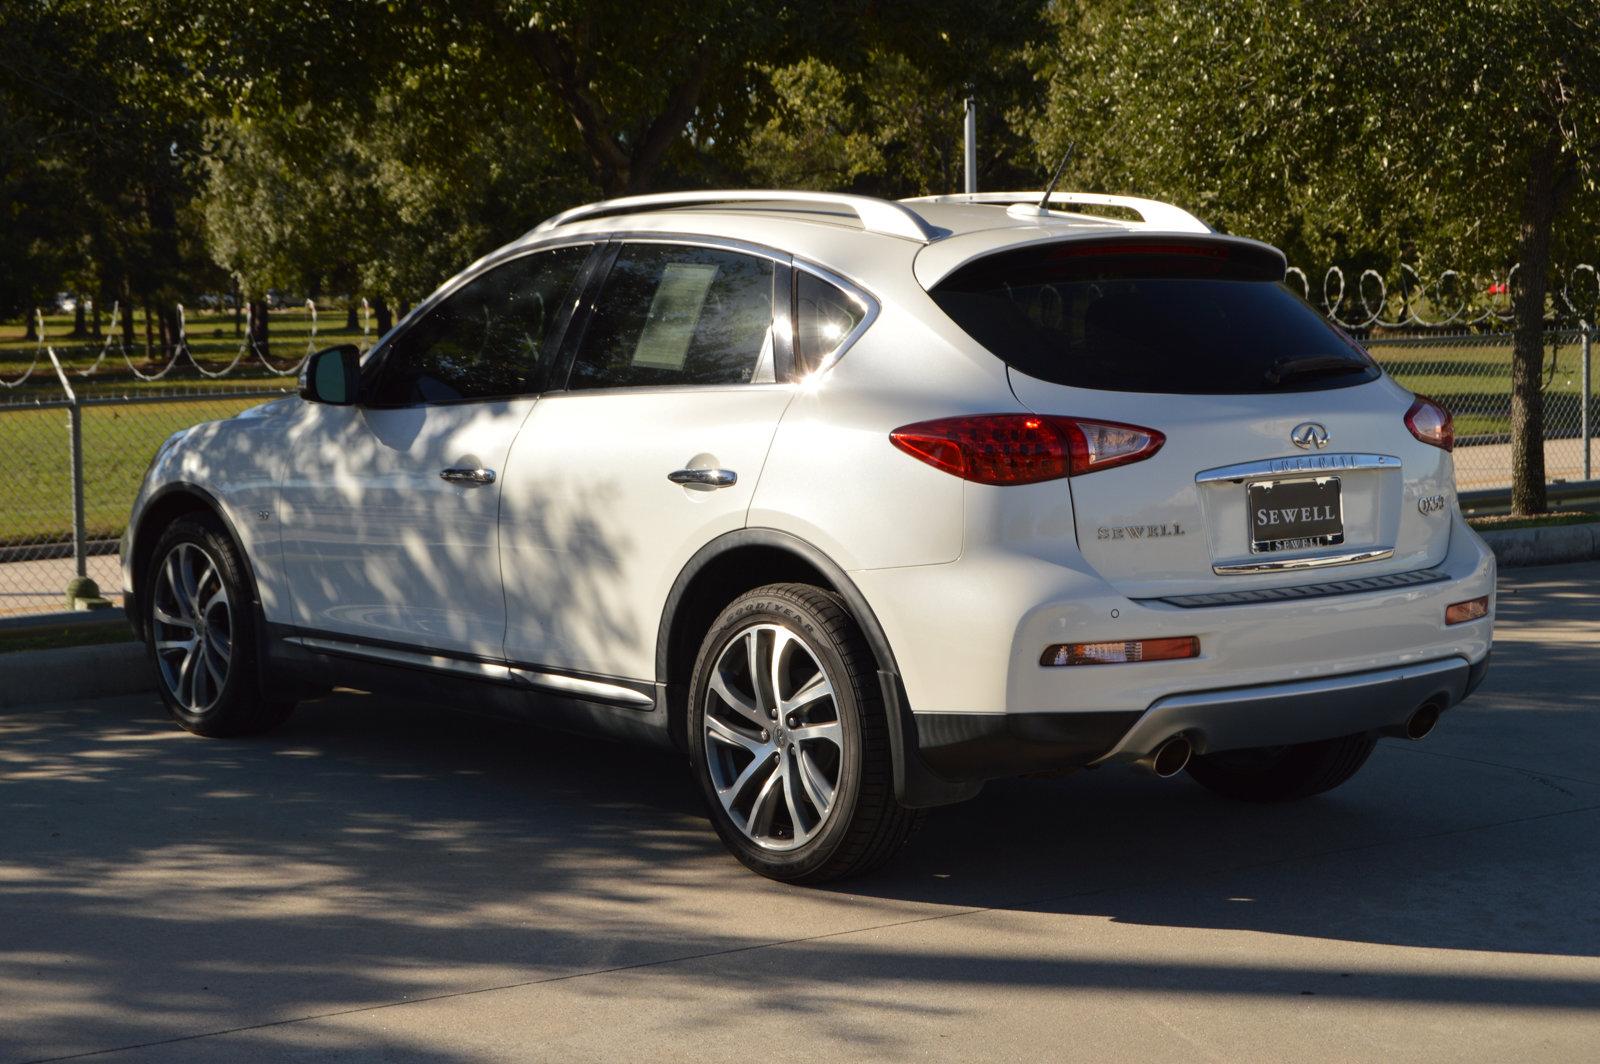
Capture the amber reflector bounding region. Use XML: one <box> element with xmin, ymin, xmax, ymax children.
<box><xmin>1041</xmin><ymin>636</ymin><xmax>1200</xmax><ymax>667</ymax></box>
<box><xmin>1445</xmin><ymin>597</ymin><xmax>1489</xmax><ymax>625</ymax></box>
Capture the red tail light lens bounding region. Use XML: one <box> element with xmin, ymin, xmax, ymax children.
<box><xmin>889</xmin><ymin>415</ymin><xmax>1164</xmax><ymax>484</ymax></box>
<box><xmin>1405</xmin><ymin>396</ymin><xmax>1454</xmax><ymax>451</ymax></box>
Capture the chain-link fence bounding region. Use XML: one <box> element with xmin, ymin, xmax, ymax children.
<box><xmin>0</xmin><ymin>385</ymin><xmax>287</xmax><ymax>619</ymax></box>
<box><xmin>1363</xmin><ymin>325</ymin><xmax>1596</xmax><ymax>494</ymax></box>
<box><xmin>0</xmin><ymin>316</ymin><xmax>1594</xmax><ymax>622</ymax></box>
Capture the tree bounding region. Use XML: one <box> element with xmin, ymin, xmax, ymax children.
<box><xmin>1028</xmin><ymin>0</ymin><xmax>1599</xmax><ymax>514</ymax></box>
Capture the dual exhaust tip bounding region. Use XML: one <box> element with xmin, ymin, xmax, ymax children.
<box><xmin>1137</xmin><ymin>698</ymin><xmax>1445</xmax><ymax>780</ymax></box>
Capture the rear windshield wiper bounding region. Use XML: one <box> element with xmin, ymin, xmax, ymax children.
<box><xmin>1264</xmin><ymin>354</ymin><xmax>1371</xmax><ymax>386</ymax></box>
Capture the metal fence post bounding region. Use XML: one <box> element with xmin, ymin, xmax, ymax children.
<box><xmin>68</xmin><ymin>401</ymin><xmax>87</xmax><ymax>579</ymax></box>
<box><xmin>1583</xmin><ymin>319</ymin><xmax>1593</xmax><ymax>484</ymax></box>
<box><xmin>44</xmin><ymin>339</ymin><xmax>88</xmax><ymax>583</ymax></box>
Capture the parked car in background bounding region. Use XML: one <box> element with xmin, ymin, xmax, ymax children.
<box><xmin>123</xmin><ymin>189</ymin><xmax>1494</xmax><ymax>882</ymax></box>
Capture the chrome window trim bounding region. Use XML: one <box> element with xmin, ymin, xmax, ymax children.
<box><xmin>791</xmin><ymin>258</ymin><xmax>881</xmax><ymax>378</ymax></box>
<box><xmin>1195</xmin><ymin>453</ymin><xmax>1400</xmax><ymax>484</ymax></box>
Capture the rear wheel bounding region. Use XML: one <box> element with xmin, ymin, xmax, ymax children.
<box><xmin>687</xmin><ymin>583</ymin><xmax>920</xmax><ymax>883</ymax></box>
<box><xmin>1185</xmin><ymin>733</ymin><xmax>1377</xmax><ymax>802</ymax></box>
<box><xmin>145</xmin><ymin>516</ymin><xmax>296</xmax><ymax>737</ymax></box>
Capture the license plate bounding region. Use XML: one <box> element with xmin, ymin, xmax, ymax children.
<box><xmin>1248</xmin><ymin>477</ymin><xmax>1344</xmax><ymax>553</ymax></box>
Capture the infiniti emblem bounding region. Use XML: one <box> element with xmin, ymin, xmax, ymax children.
<box><xmin>1291</xmin><ymin>422</ymin><xmax>1330</xmax><ymax>450</ymax></box>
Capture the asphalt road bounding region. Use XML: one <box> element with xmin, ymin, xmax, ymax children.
<box><xmin>3</xmin><ymin>561</ymin><xmax>1598</xmax><ymax>1063</ymax></box>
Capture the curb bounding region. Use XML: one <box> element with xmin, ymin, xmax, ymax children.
<box><xmin>0</xmin><ymin>641</ymin><xmax>152</xmax><ymax>709</ymax></box>
<box><xmin>1478</xmin><ymin>522</ymin><xmax>1600</xmax><ymax>569</ymax></box>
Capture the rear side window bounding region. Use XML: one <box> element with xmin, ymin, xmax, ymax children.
<box><xmin>367</xmin><ymin>245</ymin><xmax>590</xmax><ymax>405</ymax></box>
<box><xmin>930</xmin><ymin>242</ymin><xmax>1379</xmax><ymax>394</ymax></box>
<box><xmin>567</xmin><ymin>244</ymin><xmax>775</xmax><ymax>390</ymax></box>
<box><xmin>794</xmin><ymin>270</ymin><xmax>866</xmax><ymax>375</ymax></box>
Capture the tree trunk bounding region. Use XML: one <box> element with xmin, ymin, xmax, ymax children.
<box><xmin>250</xmin><ymin>299</ymin><xmax>271</xmax><ymax>350</ymax></box>
<box><xmin>91</xmin><ymin>292</ymin><xmax>103</xmax><ymax>339</ymax></box>
<box><xmin>373</xmin><ymin>295</ymin><xmax>392</xmax><ymax>337</ymax></box>
<box><xmin>24</xmin><ymin>310</ymin><xmax>38</xmax><ymax>342</ymax></box>
<box><xmin>71</xmin><ymin>296</ymin><xmax>87</xmax><ymax>338</ymax></box>
<box><xmin>119</xmin><ymin>293</ymin><xmax>135</xmax><ymax>349</ymax></box>
<box><xmin>398</xmin><ymin>297</ymin><xmax>411</xmax><ymax>318</ymax></box>
<box><xmin>156</xmin><ymin>305</ymin><xmax>171</xmax><ymax>355</ymax></box>
<box><xmin>345</xmin><ymin>301</ymin><xmax>358</xmax><ymax>332</ymax></box>
<box><xmin>143</xmin><ymin>301</ymin><xmax>155</xmax><ymax>359</ymax></box>
<box><xmin>1508</xmin><ymin>139</ymin><xmax>1573</xmax><ymax>515</ymax></box>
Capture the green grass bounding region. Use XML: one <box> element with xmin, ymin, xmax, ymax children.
<box><xmin>0</xmin><ymin>395</ymin><xmax>272</xmax><ymax>545</ymax></box>
<box><xmin>1367</xmin><ymin>339</ymin><xmax>1590</xmax><ymax>440</ymax></box>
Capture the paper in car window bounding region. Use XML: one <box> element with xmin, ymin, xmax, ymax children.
<box><xmin>632</xmin><ymin>262</ymin><xmax>718</xmax><ymax>370</ymax></box>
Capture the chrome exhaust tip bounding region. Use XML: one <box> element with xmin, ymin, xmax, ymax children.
<box><xmin>1137</xmin><ymin>735</ymin><xmax>1193</xmax><ymax>779</ymax></box>
<box><xmin>1405</xmin><ymin>701</ymin><xmax>1443</xmax><ymax>741</ymax></box>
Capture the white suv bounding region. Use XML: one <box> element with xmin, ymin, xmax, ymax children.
<box><xmin>123</xmin><ymin>190</ymin><xmax>1495</xmax><ymax>882</ymax></box>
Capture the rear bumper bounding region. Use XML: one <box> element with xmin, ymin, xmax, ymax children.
<box><xmin>912</xmin><ymin>652</ymin><xmax>1489</xmax><ymax>783</ymax></box>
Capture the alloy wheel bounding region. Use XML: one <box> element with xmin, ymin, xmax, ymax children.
<box><xmin>151</xmin><ymin>542</ymin><xmax>233</xmax><ymax>714</ymax></box>
<box><xmin>702</xmin><ymin>623</ymin><xmax>845</xmax><ymax>851</ymax></box>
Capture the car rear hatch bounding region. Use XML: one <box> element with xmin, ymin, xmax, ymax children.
<box><xmin>926</xmin><ymin>234</ymin><xmax>1456</xmax><ymax>598</ymax></box>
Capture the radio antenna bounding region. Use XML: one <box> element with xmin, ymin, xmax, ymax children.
<box><xmin>1038</xmin><ymin>142</ymin><xmax>1076</xmax><ymax>211</ymax></box>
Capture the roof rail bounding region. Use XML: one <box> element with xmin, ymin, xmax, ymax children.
<box><xmin>532</xmin><ymin>190</ymin><xmax>937</xmax><ymax>241</ymax></box>
<box><xmin>903</xmin><ymin>192</ymin><xmax>1210</xmax><ymax>234</ymax></box>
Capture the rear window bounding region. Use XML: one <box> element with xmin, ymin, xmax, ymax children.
<box><xmin>930</xmin><ymin>242</ymin><xmax>1379</xmax><ymax>394</ymax></box>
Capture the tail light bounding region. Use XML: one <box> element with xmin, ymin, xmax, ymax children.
<box><xmin>1405</xmin><ymin>396</ymin><xmax>1454</xmax><ymax>451</ymax></box>
<box><xmin>889</xmin><ymin>415</ymin><xmax>1164</xmax><ymax>484</ymax></box>
<box><xmin>1445</xmin><ymin>596</ymin><xmax>1489</xmax><ymax>625</ymax></box>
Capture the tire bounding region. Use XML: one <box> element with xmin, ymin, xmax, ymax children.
<box><xmin>144</xmin><ymin>515</ymin><xmax>296</xmax><ymax>737</ymax></box>
<box><xmin>1185</xmin><ymin>733</ymin><xmax>1377</xmax><ymax>802</ymax></box>
<box><xmin>686</xmin><ymin>583</ymin><xmax>922</xmax><ymax>883</ymax></box>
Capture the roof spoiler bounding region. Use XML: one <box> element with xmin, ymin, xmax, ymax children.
<box><xmin>902</xmin><ymin>192</ymin><xmax>1210</xmax><ymax>234</ymax></box>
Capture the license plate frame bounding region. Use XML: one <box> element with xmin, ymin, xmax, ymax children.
<box><xmin>1247</xmin><ymin>476</ymin><xmax>1345</xmax><ymax>554</ymax></box>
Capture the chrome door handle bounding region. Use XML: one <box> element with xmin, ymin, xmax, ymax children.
<box><xmin>668</xmin><ymin>468</ymin><xmax>737</xmax><ymax>488</ymax></box>
<box><xmin>440</xmin><ymin>467</ymin><xmax>496</xmax><ymax>485</ymax></box>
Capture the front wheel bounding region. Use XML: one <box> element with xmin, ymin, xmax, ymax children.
<box><xmin>145</xmin><ymin>516</ymin><xmax>296</xmax><ymax>737</ymax></box>
<box><xmin>687</xmin><ymin>583</ymin><xmax>920</xmax><ymax>883</ymax></box>
<box><xmin>1185</xmin><ymin>733</ymin><xmax>1377</xmax><ymax>802</ymax></box>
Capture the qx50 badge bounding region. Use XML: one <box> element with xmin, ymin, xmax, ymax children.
<box><xmin>1418</xmin><ymin>494</ymin><xmax>1447</xmax><ymax>516</ymax></box>
<box><xmin>1290</xmin><ymin>422</ymin><xmax>1330</xmax><ymax>450</ymax></box>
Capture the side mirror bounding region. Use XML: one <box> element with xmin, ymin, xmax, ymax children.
<box><xmin>299</xmin><ymin>345</ymin><xmax>362</xmax><ymax>405</ymax></box>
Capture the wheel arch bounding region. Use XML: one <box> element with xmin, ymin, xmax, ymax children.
<box><xmin>656</xmin><ymin>528</ymin><xmax>977</xmax><ymax>808</ymax></box>
<box><xmin>127</xmin><ymin>483</ymin><xmax>262</xmax><ymax>642</ymax></box>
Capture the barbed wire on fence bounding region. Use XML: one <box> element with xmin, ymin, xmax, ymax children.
<box><xmin>1287</xmin><ymin>262</ymin><xmax>1599</xmax><ymax>330</ymax></box>
<box><xmin>0</xmin><ymin>310</ymin><xmax>47</xmax><ymax>389</ymax></box>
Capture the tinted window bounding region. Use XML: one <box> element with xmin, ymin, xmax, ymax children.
<box><xmin>368</xmin><ymin>245</ymin><xmax>589</xmax><ymax>405</ymax></box>
<box><xmin>567</xmin><ymin>244</ymin><xmax>774</xmax><ymax>390</ymax></box>
<box><xmin>930</xmin><ymin>243</ymin><xmax>1378</xmax><ymax>394</ymax></box>
<box><xmin>795</xmin><ymin>270</ymin><xmax>866</xmax><ymax>375</ymax></box>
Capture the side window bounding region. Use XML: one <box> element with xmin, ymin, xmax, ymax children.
<box><xmin>794</xmin><ymin>270</ymin><xmax>867</xmax><ymax>375</ymax></box>
<box><xmin>367</xmin><ymin>245</ymin><xmax>590</xmax><ymax>406</ymax></box>
<box><xmin>567</xmin><ymin>244</ymin><xmax>775</xmax><ymax>390</ymax></box>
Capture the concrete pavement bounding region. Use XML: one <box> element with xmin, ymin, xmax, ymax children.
<box><xmin>2</xmin><ymin>561</ymin><xmax>1598</xmax><ymax>1063</ymax></box>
